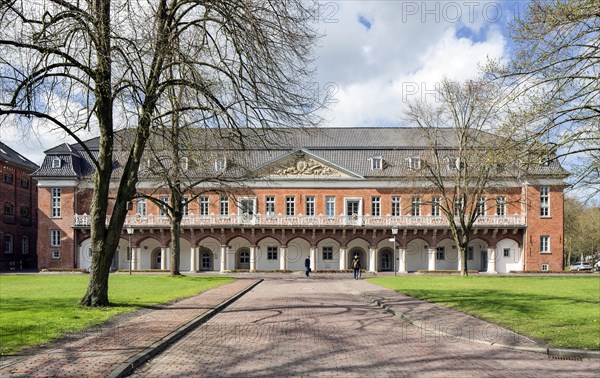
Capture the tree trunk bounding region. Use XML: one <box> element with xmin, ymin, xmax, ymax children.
<box><xmin>80</xmin><ymin>243</ymin><xmax>113</xmax><ymax>306</ymax></box>
<box><xmin>170</xmin><ymin>215</ymin><xmax>182</xmax><ymax>276</ymax></box>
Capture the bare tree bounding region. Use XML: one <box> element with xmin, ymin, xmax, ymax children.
<box><xmin>486</xmin><ymin>0</ymin><xmax>600</xmax><ymax>200</ymax></box>
<box><xmin>405</xmin><ymin>78</ymin><xmax>521</xmax><ymax>276</ymax></box>
<box><xmin>0</xmin><ymin>1</ymin><xmax>321</xmax><ymax>306</ymax></box>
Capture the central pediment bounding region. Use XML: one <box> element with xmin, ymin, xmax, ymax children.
<box><xmin>260</xmin><ymin>150</ymin><xmax>361</xmax><ymax>179</ymax></box>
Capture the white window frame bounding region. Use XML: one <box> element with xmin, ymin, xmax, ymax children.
<box><xmin>503</xmin><ymin>248</ymin><xmax>511</xmax><ymax>258</ymax></box>
<box><xmin>137</xmin><ymin>198</ymin><xmax>147</xmax><ymax>216</ymax></box>
<box><xmin>51</xmin><ymin>157</ymin><xmax>61</xmax><ymax>168</ymax></box>
<box><xmin>285</xmin><ymin>196</ymin><xmax>296</xmax><ymax>216</ymax></box>
<box><xmin>371</xmin><ymin>196</ymin><xmax>381</xmax><ymax>217</ymax></box>
<box><xmin>496</xmin><ymin>196</ymin><xmax>506</xmax><ymax>216</ymax></box>
<box><xmin>237</xmin><ymin>197</ymin><xmax>256</xmax><ymax>216</ymax></box>
<box><xmin>325</xmin><ymin>196</ymin><xmax>335</xmax><ymax>217</ymax></box>
<box><xmin>22</xmin><ymin>235</ymin><xmax>29</xmax><ymax>255</ymax></box>
<box><xmin>541</xmin><ymin>264</ymin><xmax>549</xmax><ymax>271</ymax></box>
<box><xmin>391</xmin><ymin>196</ymin><xmax>401</xmax><ymax>216</ymax></box>
<box><xmin>265</xmin><ymin>196</ymin><xmax>275</xmax><ymax>217</ymax></box>
<box><xmin>411</xmin><ymin>196</ymin><xmax>421</xmax><ymax>216</ymax></box>
<box><xmin>431</xmin><ymin>196</ymin><xmax>441</xmax><ymax>217</ymax></box>
<box><xmin>180</xmin><ymin>157</ymin><xmax>189</xmax><ymax>170</ymax></box>
<box><xmin>220</xmin><ymin>196</ymin><xmax>229</xmax><ymax>216</ymax></box>
<box><xmin>540</xmin><ymin>186</ymin><xmax>550</xmax><ymax>217</ymax></box>
<box><xmin>436</xmin><ymin>247</ymin><xmax>445</xmax><ymax>261</ymax></box>
<box><xmin>370</xmin><ymin>156</ymin><xmax>383</xmax><ymax>170</ymax></box>
<box><xmin>4</xmin><ymin>234</ymin><xmax>13</xmax><ymax>253</ymax></box>
<box><xmin>476</xmin><ymin>197</ymin><xmax>486</xmax><ymax>217</ymax></box>
<box><xmin>454</xmin><ymin>198</ymin><xmax>464</xmax><ymax>217</ymax></box>
<box><xmin>406</xmin><ymin>157</ymin><xmax>421</xmax><ymax>170</ymax></box>
<box><xmin>181</xmin><ymin>197</ymin><xmax>189</xmax><ymax>216</ymax></box>
<box><xmin>159</xmin><ymin>197</ymin><xmax>169</xmax><ymax>217</ymax></box>
<box><xmin>51</xmin><ymin>188</ymin><xmax>61</xmax><ymax>218</ymax></box>
<box><xmin>215</xmin><ymin>157</ymin><xmax>227</xmax><ymax>172</ymax></box>
<box><xmin>540</xmin><ymin>236</ymin><xmax>550</xmax><ymax>253</ymax></box>
<box><xmin>52</xmin><ymin>250</ymin><xmax>60</xmax><ymax>259</ymax></box>
<box><xmin>199</xmin><ymin>196</ymin><xmax>210</xmax><ymax>216</ymax></box>
<box><xmin>305</xmin><ymin>196</ymin><xmax>315</xmax><ymax>216</ymax></box>
<box><xmin>50</xmin><ymin>230</ymin><xmax>61</xmax><ymax>247</ymax></box>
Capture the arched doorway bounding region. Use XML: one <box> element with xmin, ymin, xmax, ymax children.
<box><xmin>236</xmin><ymin>248</ymin><xmax>250</xmax><ymax>270</ymax></box>
<box><xmin>348</xmin><ymin>247</ymin><xmax>366</xmax><ymax>270</ymax></box>
<box><xmin>379</xmin><ymin>248</ymin><xmax>393</xmax><ymax>271</ymax></box>
<box><xmin>199</xmin><ymin>247</ymin><xmax>213</xmax><ymax>271</ymax></box>
<box><xmin>151</xmin><ymin>247</ymin><xmax>162</xmax><ymax>270</ymax></box>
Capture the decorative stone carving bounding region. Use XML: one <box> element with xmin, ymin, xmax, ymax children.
<box><xmin>270</xmin><ymin>153</ymin><xmax>342</xmax><ymax>176</ymax></box>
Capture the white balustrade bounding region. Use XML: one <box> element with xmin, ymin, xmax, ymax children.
<box><xmin>74</xmin><ymin>213</ymin><xmax>527</xmax><ymax>228</ymax></box>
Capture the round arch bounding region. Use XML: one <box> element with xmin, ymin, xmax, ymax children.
<box><xmin>406</xmin><ymin>238</ymin><xmax>429</xmax><ymax>272</ymax></box>
<box><xmin>348</xmin><ymin>247</ymin><xmax>366</xmax><ymax>270</ymax></box>
<box><xmin>235</xmin><ymin>247</ymin><xmax>251</xmax><ymax>270</ymax></box>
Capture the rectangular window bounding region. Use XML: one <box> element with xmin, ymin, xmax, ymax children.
<box><xmin>267</xmin><ymin>246</ymin><xmax>278</xmax><ymax>260</ymax></box>
<box><xmin>467</xmin><ymin>247</ymin><xmax>474</xmax><ymax>260</ymax></box>
<box><xmin>286</xmin><ymin>196</ymin><xmax>295</xmax><ymax>216</ymax></box>
<box><xmin>137</xmin><ymin>198</ymin><xmax>147</xmax><ymax>216</ymax></box>
<box><xmin>411</xmin><ymin>197</ymin><xmax>421</xmax><ymax>216</ymax></box>
<box><xmin>20</xmin><ymin>206</ymin><xmax>29</xmax><ymax>217</ymax></box>
<box><xmin>540</xmin><ymin>236</ymin><xmax>550</xmax><ymax>253</ymax></box>
<box><xmin>220</xmin><ymin>196</ymin><xmax>229</xmax><ymax>216</ymax></box>
<box><xmin>503</xmin><ymin>248</ymin><xmax>511</xmax><ymax>258</ymax></box>
<box><xmin>4</xmin><ymin>203</ymin><xmax>13</xmax><ymax>214</ymax></box>
<box><xmin>540</xmin><ymin>187</ymin><xmax>550</xmax><ymax>217</ymax></box>
<box><xmin>199</xmin><ymin>196</ymin><xmax>209</xmax><ymax>216</ymax></box>
<box><xmin>20</xmin><ymin>177</ymin><xmax>29</xmax><ymax>188</ymax></box>
<box><xmin>322</xmin><ymin>246</ymin><xmax>333</xmax><ymax>260</ymax></box>
<box><xmin>4</xmin><ymin>234</ymin><xmax>13</xmax><ymax>253</ymax></box>
<box><xmin>181</xmin><ymin>197</ymin><xmax>189</xmax><ymax>216</ymax></box>
<box><xmin>406</xmin><ymin>157</ymin><xmax>421</xmax><ymax>170</ymax></box>
<box><xmin>371</xmin><ymin>196</ymin><xmax>381</xmax><ymax>217</ymax></box>
<box><xmin>391</xmin><ymin>196</ymin><xmax>401</xmax><ymax>216</ymax></box>
<box><xmin>476</xmin><ymin>197</ymin><xmax>486</xmax><ymax>217</ymax></box>
<box><xmin>305</xmin><ymin>196</ymin><xmax>315</xmax><ymax>216</ymax></box>
<box><xmin>50</xmin><ymin>230</ymin><xmax>61</xmax><ymax>247</ymax></box>
<box><xmin>325</xmin><ymin>196</ymin><xmax>335</xmax><ymax>217</ymax></box>
<box><xmin>52</xmin><ymin>250</ymin><xmax>60</xmax><ymax>259</ymax></box>
<box><xmin>454</xmin><ymin>198</ymin><xmax>464</xmax><ymax>216</ymax></box>
<box><xmin>496</xmin><ymin>196</ymin><xmax>506</xmax><ymax>216</ymax></box>
<box><xmin>431</xmin><ymin>197</ymin><xmax>441</xmax><ymax>216</ymax></box>
<box><xmin>436</xmin><ymin>247</ymin><xmax>445</xmax><ymax>260</ymax></box>
<box><xmin>159</xmin><ymin>197</ymin><xmax>169</xmax><ymax>217</ymax></box>
<box><xmin>51</xmin><ymin>188</ymin><xmax>61</xmax><ymax>218</ymax></box>
<box><xmin>21</xmin><ymin>236</ymin><xmax>29</xmax><ymax>255</ymax></box>
<box><xmin>3</xmin><ymin>173</ymin><xmax>13</xmax><ymax>184</ymax></box>
<box><xmin>541</xmin><ymin>264</ymin><xmax>549</xmax><ymax>272</ymax></box>
<box><xmin>371</xmin><ymin>156</ymin><xmax>382</xmax><ymax>170</ymax></box>
<box><xmin>265</xmin><ymin>196</ymin><xmax>275</xmax><ymax>216</ymax></box>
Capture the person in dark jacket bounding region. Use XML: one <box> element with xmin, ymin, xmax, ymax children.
<box><xmin>352</xmin><ymin>255</ymin><xmax>361</xmax><ymax>279</ymax></box>
<box><xmin>305</xmin><ymin>256</ymin><xmax>311</xmax><ymax>277</ymax></box>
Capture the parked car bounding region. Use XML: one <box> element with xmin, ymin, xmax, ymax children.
<box><xmin>569</xmin><ymin>262</ymin><xmax>593</xmax><ymax>271</ymax></box>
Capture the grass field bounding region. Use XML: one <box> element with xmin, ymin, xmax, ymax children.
<box><xmin>368</xmin><ymin>276</ymin><xmax>600</xmax><ymax>350</ymax></box>
<box><xmin>0</xmin><ymin>274</ymin><xmax>234</xmax><ymax>355</ymax></box>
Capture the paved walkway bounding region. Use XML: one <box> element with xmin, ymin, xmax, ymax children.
<box><xmin>133</xmin><ymin>276</ymin><xmax>598</xmax><ymax>377</ymax></box>
<box><xmin>0</xmin><ymin>278</ymin><xmax>260</xmax><ymax>377</ymax></box>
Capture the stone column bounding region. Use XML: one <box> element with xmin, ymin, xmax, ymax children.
<box><xmin>339</xmin><ymin>247</ymin><xmax>347</xmax><ymax>270</ymax></box>
<box><xmin>399</xmin><ymin>248</ymin><xmax>407</xmax><ymax>273</ymax></box>
<box><xmin>190</xmin><ymin>246</ymin><xmax>197</xmax><ymax>272</ymax></box>
<box><xmin>250</xmin><ymin>245</ymin><xmax>257</xmax><ymax>272</ymax></box>
<box><xmin>310</xmin><ymin>246</ymin><xmax>317</xmax><ymax>272</ymax></box>
<box><xmin>428</xmin><ymin>248</ymin><xmax>436</xmax><ymax>271</ymax></box>
<box><xmin>369</xmin><ymin>246</ymin><xmax>377</xmax><ymax>272</ymax></box>
<box><xmin>220</xmin><ymin>245</ymin><xmax>227</xmax><ymax>272</ymax></box>
<box><xmin>487</xmin><ymin>246</ymin><xmax>497</xmax><ymax>273</ymax></box>
<box><xmin>132</xmin><ymin>247</ymin><xmax>140</xmax><ymax>270</ymax></box>
<box><xmin>279</xmin><ymin>246</ymin><xmax>287</xmax><ymax>271</ymax></box>
<box><xmin>161</xmin><ymin>247</ymin><xmax>168</xmax><ymax>271</ymax></box>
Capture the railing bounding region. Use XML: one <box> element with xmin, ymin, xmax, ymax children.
<box><xmin>74</xmin><ymin>213</ymin><xmax>527</xmax><ymax>228</ymax></box>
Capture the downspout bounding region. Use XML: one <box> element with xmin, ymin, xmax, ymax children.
<box><xmin>73</xmin><ymin>185</ymin><xmax>77</xmax><ymax>269</ymax></box>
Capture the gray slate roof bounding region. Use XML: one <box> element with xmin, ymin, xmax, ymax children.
<box><xmin>0</xmin><ymin>141</ymin><xmax>39</xmax><ymax>171</ymax></box>
<box><xmin>32</xmin><ymin>127</ymin><xmax>568</xmax><ymax>180</ymax></box>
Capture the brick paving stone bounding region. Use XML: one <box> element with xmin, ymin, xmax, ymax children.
<box><xmin>0</xmin><ymin>278</ymin><xmax>258</xmax><ymax>378</ymax></box>
<box><xmin>132</xmin><ymin>276</ymin><xmax>599</xmax><ymax>378</ymax></box>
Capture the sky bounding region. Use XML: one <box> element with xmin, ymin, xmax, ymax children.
<box><xmin>0</xmin><ymin>0</ymin><xmax>528</xmax><ymax>166</ymax></box>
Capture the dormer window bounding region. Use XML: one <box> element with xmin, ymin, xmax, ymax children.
<box><xmin>370</xmin><ymin>156</ymin><xmax>383</xmax><ymax>170</ymax></box>
<box><xmin>51</xmin><ymin>157</ymin><xmax>62</xmax><ymax>169</ymax></box>
<box><xmin>180</xmin><ymin>157</ymin><xmax>189</xmax><ymax>170</ymax></box>
<box><xmin>406</xmin><ymin>157</ymin><xmax>421</xmax><ymax>170</ymax></box>
<box><xmin>215</xmin><ymin>157</ymin><xmax>227</xmax><ymax>172</ymax></box>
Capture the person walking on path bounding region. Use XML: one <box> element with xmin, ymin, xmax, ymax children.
<box><xmin>352</xmin><ymin>255</ymin><xmax>361</xmax><ymax>280</ymax></box>
<box><xmin>305</xmin><ymin>256</ymin><xmax>311</xmax><ymax>277</ymax></box>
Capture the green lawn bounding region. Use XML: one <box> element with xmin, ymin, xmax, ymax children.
<box><xmin>368</xmin><ymin>276</ymin><xmax>600</xmax><ymax>350</ymax></box>
<box><xmin>0</xmin><ymin>274</ymin><xmax>234</xmax><ymax>355</ymax></box>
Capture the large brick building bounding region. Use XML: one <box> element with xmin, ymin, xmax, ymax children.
<box><xmin>0</xmin><ymin>141</ymin><xmax>38</xmax><ymax>271</ymax></box>
<box><xmin>33</xmin><ymin>128</ymin><xmax>567</xmax><ymax>273</ymax></box>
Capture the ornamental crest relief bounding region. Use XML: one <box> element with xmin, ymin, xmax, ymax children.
<box><xmin>270</xmin><ymin>152</ymin><xmax>342</xmax><ymax>177</ymax></box>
